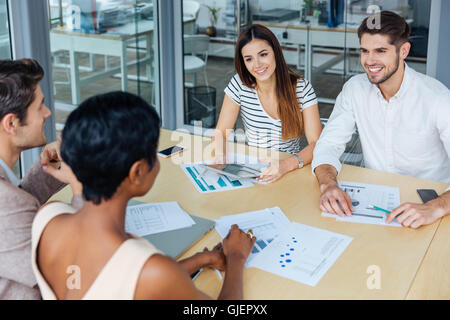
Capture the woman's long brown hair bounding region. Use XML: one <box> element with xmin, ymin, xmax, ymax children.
<box><xmin>235</xmin><ymin>24</ymin><xmax>303</xmax><ymax>140</ymax></box>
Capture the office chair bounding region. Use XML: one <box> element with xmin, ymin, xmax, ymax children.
<box><xmin>184</xmin><ymin>34</ymin><xmax>210</xmax><ymax>88</ymax></box>
<box><xmin>183</xmin><ymin>0</ymin><xmax>200</xmax><ymax>33</ymax></box>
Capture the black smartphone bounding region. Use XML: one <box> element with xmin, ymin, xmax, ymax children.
<box><xmin>157</xmin><ymin>145</ymin><xmax>185</xmax><ymax>158</ymax></box>
<box><xmin>417</xmin><ymin>189</ymin><xmax>439</xmax><ymax>203</ymax></box>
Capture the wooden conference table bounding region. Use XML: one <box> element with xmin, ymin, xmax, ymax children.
<box><xmin>51</xmin><ymin>129</ymin><xmax>449</xmax><ymax>299</ymax></box>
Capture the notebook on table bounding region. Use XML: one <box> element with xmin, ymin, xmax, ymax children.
<box><xmin>127</xmin><ymin>200</ymin><xmax>215</xmax><ymax>259</ymax></box>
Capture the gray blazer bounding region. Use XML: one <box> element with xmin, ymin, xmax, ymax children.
<box><xmin>0</xmin><ymin>161</ymin><xmax>69</xmax><ymax>299</ymax></box>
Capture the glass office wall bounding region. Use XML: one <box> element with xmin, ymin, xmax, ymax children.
<box><xmin>0</xmin><ymin>0</ymin><xmax>19</xmax><ymax>177</ymax></box>
<box><xmin>48</xmin><ymin>0</ymin><xmax>159</xmax><ymax>134</ymax></box>
<box><xmin>0</xmin><ymin>0</ymin><xmax>11</xmax><ymax>59</ymax></box>
<box><xmin>0</xmin><ymin>0</ymin><xmax>18</xmax><ymax>176</ymax></box>
<box><xmin>181</xmin><ymin>0</ymin><xmax>431</xmax><ymax>165</ymax></box>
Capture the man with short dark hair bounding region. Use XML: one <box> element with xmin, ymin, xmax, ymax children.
<box><xmin>312</xmin><ymin>11</ymin><xmax>450</xmax><ymax>228</ymax></box>
<box><xmin>0</xmin><ymin>59</ymin><xmax>82</xmax><ymax>299</ymax></box>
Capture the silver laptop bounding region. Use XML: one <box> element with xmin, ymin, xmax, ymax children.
<box><xmin>127</xmin><ymin>200</ymin><xmax>215</xmax><ymax>259</ymax></box>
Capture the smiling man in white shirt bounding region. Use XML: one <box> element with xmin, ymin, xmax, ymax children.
<box><xmin>312</xmin><ymin>11</ymin><xmax>450</xmax><ymax>229</ymax></box>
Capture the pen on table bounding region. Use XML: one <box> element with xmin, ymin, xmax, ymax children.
<box><xmin>368</xmin><ymin>205</ymin><xmax>391</xmax><ymax>214</ymax></box>
<box><xmin>191</xmin><ymin>268</ymin><xmax>223</xmax><ymax>281</ymax></box>
<box><xmin>215</xmin><ymin>269</ymin><xmax>223</xmax><ymax>280</ymax></box>
<box><xmin>191</xmin><ymin>268</ymin><xmax>203</xmax><ymax>281</ymax></box>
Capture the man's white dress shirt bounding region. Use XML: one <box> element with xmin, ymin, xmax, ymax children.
<box><xmin>312</xmin><ymin>63</ymin><xmax>450</xmax><ymax>183</ymax></box>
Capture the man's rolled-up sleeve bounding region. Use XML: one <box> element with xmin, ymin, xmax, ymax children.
<box><xmin>436</xmin><ymin>91</ymin><xmax>450</xmax><ymax>165</ymax></box>
<box><xmin>311</xmin><ymin>85</ymin><xmax>357</xmax><ymax>176</ymax></box>
<box><xmin>20</xmin><ymin>160</ymin><xmax>65</xmax><ymax>205</ymax></box>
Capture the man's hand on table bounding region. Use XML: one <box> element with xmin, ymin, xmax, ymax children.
<box><xmin>387</xmin><ymin>194</ymin><xmax>449</xmax><ymax>228</ymax></box>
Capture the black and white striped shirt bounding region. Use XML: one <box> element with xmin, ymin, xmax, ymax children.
<box><xmin>224</xmin><ymin>74</ymin><xmax>318</xmax><ymax>154</ymax></box>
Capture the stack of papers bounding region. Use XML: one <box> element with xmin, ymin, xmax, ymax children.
<box><xmin>181</xmin><ymin>163</ymin><xmax>254</xmax><ymax>193</ymax></box>
<box><xmin>321</xmin><ymin>181</ymin><xmax>401</xmax><ymax>227</ymax></box>
<box><xmin>215</xmin><ymin>207</ymin><xmax>291</xmax><ymax>265</ymax></box>
<box><xmin>181</xmin><ymin>153</ymin><xmax>269</xmax><ymax>193</ymax></box>
<box><xmin>125</xmin><ymin>202</ymin><xmax>195</xmax><ymax>237</ymax></box>
<box><xmin>224</xmin><ymin>153</ymin><xmax>268</xmax><ymax>172</ymax></box>
<box><xmin>215</xmin><ymin>207</ymin><xmax>353</xmax><ymax>286</ymax></box>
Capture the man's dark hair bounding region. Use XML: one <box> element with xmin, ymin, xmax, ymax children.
<box><xmin>358</xmin><ymin>11</ymin><xmax>410</xmax><ymax>46</ymax></box>
<box><xmin>61</xmin><ymin>91</ymin><xmax>161</xmax><ymax>205</ymax></box>
<box><xmin>0</xmin><ymin>59</ymin><xmax>44</xmax><ymax>124</ymax></box>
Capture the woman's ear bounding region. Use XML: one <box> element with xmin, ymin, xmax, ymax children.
<box><xmin>128</xmin><ymin>159</ymin><xmax>149</xmax><ymax>186</ymax></box>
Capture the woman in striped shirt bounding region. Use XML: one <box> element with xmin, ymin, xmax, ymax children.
<box><xmin>213</xmin><ymin>24</ymin><xmax>322</xmax><ymax>183</ymax></box>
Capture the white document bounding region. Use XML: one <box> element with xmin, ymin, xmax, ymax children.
<box><xmin>125</xmin><ymin>202</ymin><xmax>195</xmax><ymax>237</ymax></box>
<box><xmin>181</xmin><ymin>153</ymin><xmax>269</xmax><ymax>193</ymax></box>
<box><xmin>181</xmin><ymin>163</ymin><xmax>254</xmax><ymax>193</ymax></box>
<box><xmin>215</xmin><ymin>207</ymin><xmax>291</xmax><ymax>266</ymax></box>
<box><xmin>248</xmin><ymin>222</ymin><xmax>353</xmax><ymax>287</ymax></box>
<box><xmin>224</xmin><ymin>153</ymin><xmax>269</xmax><ymax>185</ymax></box>
<box><xmin>224</xmin><ymin>152</ymin><xmax>268</xmax><ymax>171</ymax></box>
<box><xmin>321</xmin><ymin>181</ymin><xmax>402</xmax><ymax>227</ymax></box>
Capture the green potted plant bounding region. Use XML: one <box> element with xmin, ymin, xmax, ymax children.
<box><xmin>303</xmin><ymin>0</ymin><xmax>316</xmax><ymax>16</ymax></box>
<box><xmin>204</xmin><ymin>3</ymin><xmax>221</xmax><ymax>37</ymax></box>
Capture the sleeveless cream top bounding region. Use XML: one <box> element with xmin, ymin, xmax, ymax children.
<box><xmin>31</xmin><ymin>202</ymin><xmax>161</xmax><ymax>300</ymax></box>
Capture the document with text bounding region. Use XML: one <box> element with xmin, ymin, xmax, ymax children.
<box><xmin>181</xmin><ymin>153</ymin><xmax>269</xmax><ymax>193</ymax></box>
<box><xmin>125</xmin><ymin>202</ymin><xmax>195</xmax><ymax>237</ymax></box>
<box><xmin>248</xmin><ymin>222</ymin><xmax>353</xmax><ymax>287</ymax></box>
<box><xmin>215</xmin><ymin>207</ymin><xmax>291</xmax><ymax>266</ymax></box>
<box><xmin>321</xmin><ymin>181</ymin><xmax>401</xmax><ymax>227</ymax></box>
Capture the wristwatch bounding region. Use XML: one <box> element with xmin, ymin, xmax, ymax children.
<box><xmin>293</xmin><ymin>154</ymin><xmax>304</xmax><ymax>169</ymax></box>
